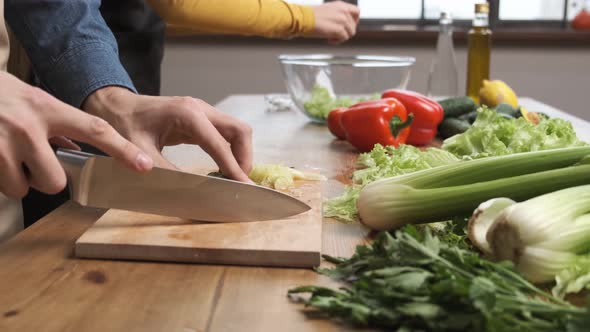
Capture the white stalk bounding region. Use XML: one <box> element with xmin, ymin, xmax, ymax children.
<box><xmin>484</xmin><ymin>185</ymin><xmax>590</xmax><ymax>288</ymax></box>
<box><xmin>515</xmin><ymin>246</ymin><xmax>577</xmax><ymax>283</ymax></box>
<box><xmin>467</xmin><ymin>198</ymin><xmax>515</xmax><ymax>255</ymax></box>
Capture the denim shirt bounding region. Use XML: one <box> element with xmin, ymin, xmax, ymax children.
<box><xmin>5</xmin><ymin>0</ymin><xmax>137</xmax><ymax>108</ymax></box>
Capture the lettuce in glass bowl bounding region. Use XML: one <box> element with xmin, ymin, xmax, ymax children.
<box><xmin>278</xmin><ymin>54</ymin><xmax>415</xmax><ymax>123</ymax></box>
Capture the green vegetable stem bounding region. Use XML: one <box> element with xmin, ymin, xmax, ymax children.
<box><xmin>357</xmin><ymin>147</ymin><xmax>590</xmax><ymax>230</ymax></box>
<box><xmin>288</xmin><ymin>228</ymin><xmax>590</xmax><ymax>331</ymax></box>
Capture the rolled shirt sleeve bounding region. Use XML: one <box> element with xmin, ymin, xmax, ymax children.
<box><xmin>5</xmin><ymin>0</ymin><xmax>137</xmax><ymax>108</ymax></box>
<box><xmin>147</xmin><ymin>0</ymin><xmax>316</xmax><ymax>39</ymax></box>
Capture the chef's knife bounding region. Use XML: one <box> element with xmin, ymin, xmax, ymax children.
<box><xmin>56</xmin><ymin>149</ymin><xmax>311</xmax><ymax>222</ymax></box>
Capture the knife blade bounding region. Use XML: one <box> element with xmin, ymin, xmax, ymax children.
<box><xmin>56</xmin><ymin>149</ymin><xmax>311</xmax><ymax>222</ymax></box>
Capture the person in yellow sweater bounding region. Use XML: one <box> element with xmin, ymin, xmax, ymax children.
<box><xmin>147</xmin><ymin>0</ymin><xmax>360</xmax><ymax>44</ymax></box>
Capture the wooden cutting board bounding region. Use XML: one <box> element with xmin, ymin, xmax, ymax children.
<box><xmin>74</xmin><ymin>181</ymin><xmax>322</xmax><ymax>268</ymax></box>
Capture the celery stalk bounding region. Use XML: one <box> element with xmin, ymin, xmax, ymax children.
<box><xmin>357</xmin><ymin>148</ymin><xmax>590</xmax><ymax>231</ymax></box>
<box><xmin>390</xmin><ymin>146</ymin><xmax>590</xmax><ymax>189</ymax></box>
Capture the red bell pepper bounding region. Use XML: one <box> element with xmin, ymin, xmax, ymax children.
<box><xmin>338</xmin><ymin>98</ymin><xmax>413</xmax><ymax>152</ymax></box>
<box><xmin>381</xmin><ymin>89</ymin><xmax>444</xmax><ymax>146</ymax></box>
<box><xmin>327</xmin><ymin>107</ymin><xmax>347</xmax><ymax>140</ymax></box>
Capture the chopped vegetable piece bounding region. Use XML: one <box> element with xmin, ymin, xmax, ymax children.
<box><xmin>249</xmin><ymin>164</ymin><xmax>324</xmax><ymax>191</ymax></box>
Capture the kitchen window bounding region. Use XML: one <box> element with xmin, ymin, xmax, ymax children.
<box><xmin>283</xmin><ymin>0</ymin><xmax>590</xmax><ymax>44</ymax></box>
<box><xmin>288</xmin><ymin>0</ymin><xmax>587</xmax><ymax>29</ymax></box>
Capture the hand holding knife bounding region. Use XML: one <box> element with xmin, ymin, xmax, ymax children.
<box><xmin>56</xmin><ymin>149</ymin><xmax>311</xmax><ymax>222</ymax></box>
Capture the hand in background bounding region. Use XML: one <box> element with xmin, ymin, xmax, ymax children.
<box><xmin>0</xmin><ymin>72</ymin><xmax>153</xmax><ymax>199</ymax></box>
<box><xmin>83</xmin><ymin>87</ymin><xmax>253</xmax><ymax>183</ymax></box>
<box><xmin>311</xmin><ymin>1</ymin><xmax>360</xmax><ymax>44</ymax></box>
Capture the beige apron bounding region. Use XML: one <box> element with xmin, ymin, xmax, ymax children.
<box><xmin>0</xmin><ymin>0</ymin><xmax>25</xmax><ymax>243</ymax></box>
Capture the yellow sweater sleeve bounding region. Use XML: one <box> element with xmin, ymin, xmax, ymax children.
<box><xmin>147</xmin><ymin>0</ymin><xmax>316</xmax><ymax>38</ymax></box>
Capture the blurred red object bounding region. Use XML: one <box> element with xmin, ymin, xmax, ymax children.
<box><xmin>572</xmin><ymin>7</ymin><xmax>590</xmax><ymax>30</ymax></box>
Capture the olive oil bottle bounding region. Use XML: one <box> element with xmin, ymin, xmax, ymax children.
<box><xmin>466</xmin><ymin>3</ymin><xmax>492</xmax><ymax>103</ymax></box>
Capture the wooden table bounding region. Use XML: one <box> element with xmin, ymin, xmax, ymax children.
<box><xmin>0</xmin><ymin>96</ymin><xmax>588</xmax><ymax>332</ymax></box>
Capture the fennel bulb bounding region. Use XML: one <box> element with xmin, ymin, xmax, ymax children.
<box><xmin>469</xmin><ymin>185</ymin><xmax>590</xmax><ymax>297</ymax></box>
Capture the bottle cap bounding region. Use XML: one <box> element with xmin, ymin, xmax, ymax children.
<box><xmin>475</xmin><ymin>3</ymin><xmax>489</xmax><ymax>14</ymax></box>
<box><xmin>440</xmin><ymin>11</ymin><xmax>453</xmax><ymax>24</ymax></box>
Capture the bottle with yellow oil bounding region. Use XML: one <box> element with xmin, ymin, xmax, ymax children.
<box><xmin>466</xmin><ymin>3</ymin><xmax>492</xmax><ymax>103</ymax></box>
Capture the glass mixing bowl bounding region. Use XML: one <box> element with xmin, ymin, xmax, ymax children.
<box><xmin>278</xmin><ymin>54</ymin><xmax>415</xmax><ymax>123</ymax></box>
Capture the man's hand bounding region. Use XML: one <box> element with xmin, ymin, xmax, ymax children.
<box><xmin>311</xmin><ymin>1</ymin><xmax>360</xmax><ymax>44</ymax></box>
<box><xmin>83</xmin><ymin>87</ymin><xmax>253</xmax><ymax>183</ymax></box>
<box><xmin>0</xmin><ymin>72</ymin><xmax>153</xmax><ymax>199</ymax></box>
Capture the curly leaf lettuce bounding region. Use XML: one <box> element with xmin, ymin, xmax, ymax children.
<box><xmin>324</xmin><ymin>145</ymin><xmax>460</xmax><ymax>222</ymax></box>
<box><xmin>249</xmin><ymin>164</ymin><xmax>325</xmax><ymax>191</ymax></box>
<box><xmin>303</xmin><ymin>85</ymin><xmax>379</xmax><ymax>120</ymax></box>
<box><xmin>553</xmin><ymin>254</ymin><xmax>590</xmax><ymax>298</ymax></box>
<box><xmin>353</xmin><ymin>144</ymin><xmax>460</xmax><ymax>186</ymax></box>
<box><xmin>442</xmin><ymin>107</ymin><xmax>586</xmax><ymax>159</ymax></box>
<box><xmin>323</xmin><ymin>186</ymin><xmax>361</xmax><ymax>223</ymax></box>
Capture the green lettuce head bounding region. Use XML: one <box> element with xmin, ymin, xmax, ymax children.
<box><xmin>442</xmin><ymin>107</ymin><xmax>586</xmax><ymax>159</ymax></box>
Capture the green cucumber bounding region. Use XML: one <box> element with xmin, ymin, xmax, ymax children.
<box><xmin>538</xmin><ymin>112</ymin><xmax>551</xmax><ymax>120</ymax></box>
<box><xmin>460</xmin><ymin>109</ymin><xmax>515</xmax><ymax>124</ymax></box>
<box><xmin>459</xmin><ymin>111</ymin><xmax>478</xmax><ymax>124</ymax></box>
<box><xmin>438</xmin><ymin>118</ymin><xmax>471</xmax><ymax>139</ymax></box>
<box><xmin>438</xmin><ymin>96</ymin><xmax>478</xmax><ymax>118</ymax></box>
<box><xmin>494</xmin><ymin>103</ymin><xmax>520</xmax><ymax>118</ymax></box>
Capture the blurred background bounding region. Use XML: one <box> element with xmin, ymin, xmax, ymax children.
<box><xmin>161</xmin><ymin>0</ymin><xmax>590</xmax><ymax>119</ymax></box>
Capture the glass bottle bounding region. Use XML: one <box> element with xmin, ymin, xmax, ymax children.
<box><xmin>427</xmin><ymin>11</ymin><xmax>459</xmax><ymax>99</ymax></box>
<box><xmin>466</xmin><ymin>3</ymin><xmax>492</xmax><ymax>103</ymax></box>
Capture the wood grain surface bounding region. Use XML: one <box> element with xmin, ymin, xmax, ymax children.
<box><xmin>0</xmin><ymin>96</ymin><xmax>581</xmax><ymax>332</ymax></box>
<box><xmin>0</xmin><ymin>95</ymin><xmax>370</xmax><ymax>332</ymax></box>
<box><xmin>75</xmin><ymin>181</ymin><xmax>322</xmax><ymax>268</ymax></box>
